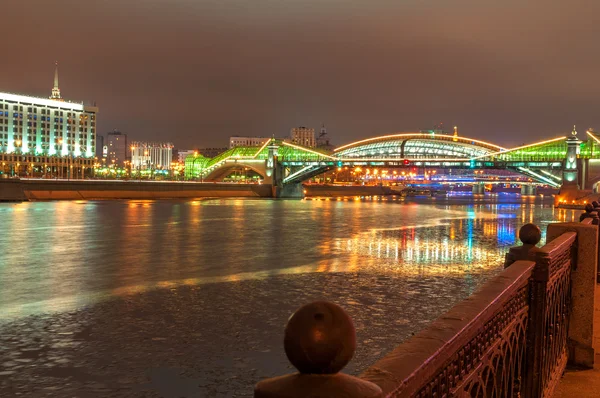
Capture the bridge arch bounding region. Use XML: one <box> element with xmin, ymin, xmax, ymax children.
<box><xmin>203</xmin><ymin>161</ymin><xmax>267</xmax><ymax>181</ymax></box>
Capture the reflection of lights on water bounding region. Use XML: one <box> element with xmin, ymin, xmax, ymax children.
<box><xmin>345</xmin><ymin>235</ymin><xmax>500</xmax><ymax>266</ymax></box>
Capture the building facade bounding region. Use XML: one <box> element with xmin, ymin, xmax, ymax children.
<box><xmin>198</xmin><ymin>147</ymin><xmax>228</xmax><ymax>158</ymax></box>
<box><xmin>95</xmin><ymin>133</ymin><xmax>104</xmax><ymax>159</ymax></box>
<box><xmin>229</xmin><ymin>136</ymin><xmax>270</xmax><ymax>148</ymax></box>
<box><xmin>106</xmin><ymin>130</ymin><xmax>128</xmax><ymax>166</ymax></box>
<box><xmin>131</xmin><ymin>141</ymin><xmax>173</xmax><ymax>170</ymax></box>
<box><xmin>290</xmin><ymin>127</ymin><xmax>316</xmax><ymax>148</ymax></box>
<box><xmin>0</xmin><ymin>64</ymin><xmax>98</xmax><ymax>178</ymax></box>
<box><xmin>175</xmin><ymin>149</ymin><xmax>196</xmax><ymax>163</ymax></box>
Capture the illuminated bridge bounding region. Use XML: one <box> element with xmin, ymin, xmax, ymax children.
<box><xmin>185</xmin><ymin>128</ymin><xmax>600</xmax><ymax>197</ymax></box>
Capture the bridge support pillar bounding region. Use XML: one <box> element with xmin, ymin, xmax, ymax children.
<box><xmin>275</xmin><ymin>182</ymin><xmax>304</xmax><ymax>198</ymax></box>
<box><xmin>563</xmin><ymin>127</ymin><xmax>581</xmax><ymax>189</ymax></box>
<box><xmin>521</xmin><ymin>185</ymin><xmax>536</xmax><ymax>196</ymax></box>
<box><xmin>472</xmin><ymin>184</ymin><xmax>484</xmax><ymax>195</ymax></box>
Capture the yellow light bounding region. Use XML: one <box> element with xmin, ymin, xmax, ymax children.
<box><xmin>280</xmin><ymin>141</ymin><xmax>337</xmax><ymax>159</ymax></box>
<box><xmin>586</xmin><ymin>130</ymin><xmax>600</xmax><ymax>144</ymax></box>
<box><xmin>472</xmin><ymin>136</ymin><xmax>567</xmax><ymax>159</ymax></box>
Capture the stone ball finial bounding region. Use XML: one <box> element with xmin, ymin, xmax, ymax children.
<box><xmin>519</xmin><ymin>223</ymin><xmax>541</xmax><ymax>245</ymax></box>
<box><xmin>284</xmin><ymin>301</ymin><xmax>355</xmax><ymax>375</ymax></box>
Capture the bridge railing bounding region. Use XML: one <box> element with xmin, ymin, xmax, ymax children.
<box><xmin>254</xmin><ymin>215</ymin><xmax>598</xmax><ymax>397</ymax></box>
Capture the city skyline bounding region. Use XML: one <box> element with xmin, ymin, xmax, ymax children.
<box><xmin>2</xmin><ymin>1</ymin><xmax>600</xmax><ymax>149</ymax></box>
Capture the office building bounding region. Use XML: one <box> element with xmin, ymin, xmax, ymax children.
<box><xmin>106</xmin><ymin>130</ymin><xmax>128</xmax><ymax>166</ymax></box>
<box><xmin>229</xmin><ymin>136</ymin><xmax>270</xmax><ymax>148</ymax></box>
<box><xmin>131</xmin><ymin>141</ymin><xmax>173</xmax><ymax>170</ymax></box>
<box><xmin>175</xmin><ymin>149</ymin><xmax>195</xmax><ymax>163</ymax></box>
<box><xmin>0</xmin><ymin>63</ymin><xmax>98</xmax><ymax>178</ymax></box>
<box><xmin>290</xmin><ymin>127</ymin><xmax>316</xmax><ymax>148</ymax></box>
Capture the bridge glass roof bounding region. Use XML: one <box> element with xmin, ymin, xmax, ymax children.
<box><xmin>335</xmin><ymin>134</ymin><xmax>498</xmax><ymax>160</ymax></box>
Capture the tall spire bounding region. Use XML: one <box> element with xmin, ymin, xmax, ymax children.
<box><xmin>50</xmin><ymin>61</ymin><xmax>63</xmax><ymax>101</ymax></box>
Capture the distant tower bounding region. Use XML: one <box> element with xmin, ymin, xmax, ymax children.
<box><xmin>316</xmin><ymin>123</ymin><xmax>333</xmax><ymax>150</ymax></box>
<box><xmin>453</xmin><ymin>126</ymin><xmax>458</xmax><ymax>141</ymax></box>
<box><xmin>50</xmin><ymin>61</ymin><xmax>63</xmax><ymax>101</ymax></box>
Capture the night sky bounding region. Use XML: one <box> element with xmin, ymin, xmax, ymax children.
<box><xmin>2</xmin><ymin>0</ymin><xmax>600</xmax><ymax>149</ymax></box>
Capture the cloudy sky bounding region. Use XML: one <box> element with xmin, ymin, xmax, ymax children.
<box><xmin>2</xmin><ymin>0</ymin><xmax>599</xmax><ymax>148</ymax></box>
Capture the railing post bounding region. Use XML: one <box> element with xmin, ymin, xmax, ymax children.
<box><xmin>524</xmin><ymin>245</ymin><xmax>549</xmax><ymax>398</ymax></box>
<box><xmin>254</xmin><ymin>301</ymin><xmax>382</xmax><ymax>398</ymax></box>
<box><xmin>546</xmin><ymin>222</ymin><xmax>597</xmax><ymax>368</ymax></box>
<box><xmin>504</xmin><ymin>223</ymin><xmax>542</xmax><ymax>268</ymax></box>
<box><xmin>591</xmin><ymin>210</ymin><xmax>600</xmax><ymax>283</ymax></box>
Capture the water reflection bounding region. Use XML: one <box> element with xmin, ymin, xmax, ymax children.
<box><xmin>0</xmin><ymin>197</ymin><xmax>576</xmax><ymax>318</ymax></box>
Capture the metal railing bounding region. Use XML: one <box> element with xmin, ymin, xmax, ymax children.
<box><xmin>255</xmin><ymin>213</ymin><xmax>598</xmax><ymax>397</ymax></box>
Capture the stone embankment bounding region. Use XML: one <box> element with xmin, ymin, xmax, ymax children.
<box><xmin>0</xmin><ymin>179</ymin><xmax>273</xmax><ymax>201</ymax></box>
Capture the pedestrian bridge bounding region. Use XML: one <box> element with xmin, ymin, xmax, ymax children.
<box><xmin>185</xmin><ymin>129</ymin><xmax>600</xmax><ymax>194</ymax></box>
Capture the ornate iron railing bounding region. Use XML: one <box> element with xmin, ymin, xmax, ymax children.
<box><xmin>360</xmin><ymin>261</ymin><xmax>534</xmax><ymax>398</ymax></box>
<box><xmin>526</xmin><ymin>232</ymin><xmax>575</xmax><ymax>397</ymax></box>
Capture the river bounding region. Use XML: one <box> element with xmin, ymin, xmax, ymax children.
<box><xmin>0</xmin><ymin>196</ymin><xmax>577</xmax><ymax>397</ymax></box>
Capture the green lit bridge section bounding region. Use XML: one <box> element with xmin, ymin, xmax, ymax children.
<box><xmin>474</xmin><ymin>132</ymin><xmax>600</xmax><ymax>162</ymax></box>
<box><xmin>185</xmin><ymin>139</ymin><xmax>334</xmax><ymax>180</ymax></box>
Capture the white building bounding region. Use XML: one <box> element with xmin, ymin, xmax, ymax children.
<box><xmin>0</xmin><ymin>63</ymin><xmax>98</xmax><ymax>177</ymax></box>
<box><xmin>0</xmin><ymin>64</ymin><xmax>97</xmax><ymax>158</ymax></box>
<box><xmin>229</xmin><ymin>136</ymin><xmax>270</xmax><ymax>148</ymax></box>
<box><xmin>290</xmin><ymin>127</ymin><xmax>316</xmax><ymax>148</ymax></box>
<box><xmin>131</xmin><ymin>141</ymin><xmax>173</xmax><ymax>170</ymax></box>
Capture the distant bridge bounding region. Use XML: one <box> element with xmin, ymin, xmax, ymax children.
<box><xmin>185</xmin><ymin>129</ymin><xmax>600</xmax><ymax>197</ymax></box>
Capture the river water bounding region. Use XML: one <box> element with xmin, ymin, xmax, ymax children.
<box><xmin>0</xmin><ymin>196</ymin><xmax>578</xmax><ymax>397</ymax></box>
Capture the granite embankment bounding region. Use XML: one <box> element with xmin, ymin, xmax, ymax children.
<box><xmin>0</xmin><ymin>180</ymin><xmax>399</xmax><ymax>201</ymax></box>
<box><xmin>0</xmin><ymin>179</ymin><xmax>273</xmax><ymax>201</ymax></box>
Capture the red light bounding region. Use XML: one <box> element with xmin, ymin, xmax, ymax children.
<box><xmin>403</xmin><ymin>159</ymin><xmax>410</xmax><ymax>165</ymax></box>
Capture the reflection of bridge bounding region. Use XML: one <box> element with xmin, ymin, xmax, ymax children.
<box><xmin>186</xmin><ymin>128</ymin><xmax>600</xmax><ymax>197</ymax></box>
